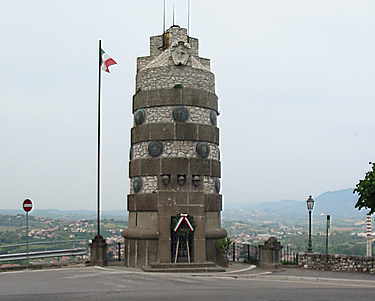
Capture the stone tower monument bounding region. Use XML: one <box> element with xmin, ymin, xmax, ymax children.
<box><xmin>123</xmin><ymin>25</ymin><xmax>227</xmax><ymax>267</ymax></box>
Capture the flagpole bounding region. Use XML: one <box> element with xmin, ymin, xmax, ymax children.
<box><xmin>97</xmin><ymin>40</ymin><xmax>102</xmax><ymax>237</ymax></box>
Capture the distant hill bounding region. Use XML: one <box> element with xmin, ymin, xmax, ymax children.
<box><xmin>0</xmin><ymin>189</ymin><xmax>368</xmax><ymax>220</ymax></box>
<box><xmin>314</xmin><ymin>189</ymin><xmax>364</xmax><ymax>217</ymax></box>
<box><xmin>224</xmin><ymin>188</ymin><xmax>368</xmax><ymax>219</ymax></box>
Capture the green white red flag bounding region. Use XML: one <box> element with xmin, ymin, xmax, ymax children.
<box><xmin>100</xmin><ymin>49</ymin><xmax>117</xmax><ymax>73</ymax></box>
<box><xmin>174</xmin><ymin>213</ymin><xmax>194</xmax><ymax>232</ymax></box>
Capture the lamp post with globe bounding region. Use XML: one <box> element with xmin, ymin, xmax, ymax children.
<box><xmin>306</xmin><ymin>195</ymin><xmax>315</xmax><ymax>253</ymax></box>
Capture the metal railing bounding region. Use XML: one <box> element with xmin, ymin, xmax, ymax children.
<box><xmin>0</xmin><ymin>239</ymin><xmax>89</xmax><ymax>263</ymax></box>
<box><xmin>0</xmin><ymin>248</ymin><xmax>87</xmax><ymax>262</ymax></box>
<box><xmin>228</xmin><ymin>242</ymin><xmax>297</xmax><ymax>265</ymax></box>
<box><xmin>106</xmin><ymin>241</ymin><xmax>124</xmax><ymax>262</ymax></box>
<box><xmin>281</xmin><ymin>244</ymin><xmax>298</xmax><ymax>265</ymax></box>
<box><xmin>229</xmin><ymin>243</ymin><xmax>260</xmax><ymax>264</ymax></box>
<box><xmin>0</xmin><ymin>239</ymin><xmax>126</xmax><ymax>264</ymax></box>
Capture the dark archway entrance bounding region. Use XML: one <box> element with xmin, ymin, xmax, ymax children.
<box><xmin>171</xmin><ymin>220</ymin><xmax>194</xmax><ymax>263</ymax></box>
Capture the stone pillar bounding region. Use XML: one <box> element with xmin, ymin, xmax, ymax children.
<box><xmin>258</xmin><ymin>237</ymin><xmax>283</xmax><ymax>270</ymax></box>
<box><xmin>123</xmin><ymin>25</ymin><xmax>227</xmax><ymax>267</ymax></box>
<box><xmin>89</xmin><ymin>234</ymin><xmax>108</xmax><ymax>266</ymax></box>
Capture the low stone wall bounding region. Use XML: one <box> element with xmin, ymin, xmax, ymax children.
<box><xmin>298</xmin><ymin>252</ymin><xmax>375</xmax><ymax>274</ymax></box>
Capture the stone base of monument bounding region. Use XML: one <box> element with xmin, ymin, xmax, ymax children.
<box><xmin>258</xmin><ymin>237</ymin><xmax>283</xmax><ymax>270</ymax></box>
<box><xmin>89</xmin><ymin>235</ymin><xmax>108</xmax><ymax>266</ymax></box>
<box><xmin>142</xmin><ymin>262</ymin><xmax>226</xmax><ymax>273</ymax></box>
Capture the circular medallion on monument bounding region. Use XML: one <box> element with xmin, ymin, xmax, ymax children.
<box><xmin>210</xmin><ymin>110</ymin><xmax>217</xmax><ymax>126</ymax></box>
<box><xmin>134</xmin><ymin>109</ymin><xmax>146</xmax><ymax>126</ymax></box>
<box><xmin>133</xmin><ymin>177</ymin><xmax>143</xmax><ymax>193</ymax></box>
<box><xmin>172</xmin><ymin>106</ymin><xmax>190</xmax><ymax>122</ymax></box>
<box><xmin>196</xmin><ymin>142</ymin><xmax>210</xmax><ymax>158</ymax></box>
<box><xmin>215</xmin><ymin>178</ymin><xmax>221</xmax><ymax>193</ymax></box>
<box><xmin>148</xmin><ymin>141</ymin><xmax>163</xmax><ymax>157</ymax></box>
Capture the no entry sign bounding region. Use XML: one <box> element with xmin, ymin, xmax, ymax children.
<box><xmin>23</xmin><ymin>199</ymin><xmax>33</xmax><ymax>212</ymax></box>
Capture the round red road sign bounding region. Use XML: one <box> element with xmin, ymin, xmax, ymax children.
<box><xmin>23</xmin><ymin>199</ymin><xmax>33</xmax><ymax>212</ymax></box>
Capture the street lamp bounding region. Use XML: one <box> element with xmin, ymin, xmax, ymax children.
<box><xmin>306</xmin><ymin>195</ymin><xmax>315</xmax><ymax>253</ymax></box>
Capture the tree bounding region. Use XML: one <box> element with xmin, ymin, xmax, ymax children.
<box><xmin>354</xmin><ymin>162</ymin><xmax>375</xmax><ymax>214</ymax></box>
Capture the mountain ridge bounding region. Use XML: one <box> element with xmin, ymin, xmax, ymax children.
<box><xmin>0</xmin><ymin>189</ymin><xmax>367</xmax><ymax>220</ymax></box>
<box><xmin>225</xmin><ymin>188</ymin><xmax>367</xmax><ymax>218</ymax></box>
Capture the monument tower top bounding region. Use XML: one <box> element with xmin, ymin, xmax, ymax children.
<box><xmin>136</xmin><ymin>26</ymin><xmax>213</xmax><ymax>93</ymax></box>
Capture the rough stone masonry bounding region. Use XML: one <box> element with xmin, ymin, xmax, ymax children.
<box><xmin>122</xmin><ymin>25</ymin><xmax>227</xmax><ymax>267</ymax></box>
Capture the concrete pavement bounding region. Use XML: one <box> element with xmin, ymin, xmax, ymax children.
<box><xmin>0</xmin><ymin>263</ymin><xmax>374</xmax><ymax>300</ymax></box>
<box><xmin>105</xmin><ymin>261</ymin><xmax>375</xmax><ymax>286</ymax></box>
<box><xmin>210</xmin><ymin>262</ymin><xmax>375</xmax><ymax>284</ymax></box>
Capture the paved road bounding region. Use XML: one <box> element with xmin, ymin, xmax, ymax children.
<box><xmin>0</xmin><ymin>265</ymin><xmax>374</xmax><ymax>301</ymax></box>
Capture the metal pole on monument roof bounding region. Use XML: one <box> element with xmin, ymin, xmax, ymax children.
<box><xmin>187</xmin><ymin>0</ymin><xmax>190</xmax><ymax>42</ymax></box>
<box><xmin>163</xmin><ymin>0</ymin><xmax>166</xmax><ymax>50</ymax></box>
<box><xmin>163</xmin><ymin>0</ymin><xmax>166</xmax><ymax>33</ymax></box>
<box><xmin>173</xmin><ymin>4</ymin><xmax>175</xmax><ymax>26</ymax></box>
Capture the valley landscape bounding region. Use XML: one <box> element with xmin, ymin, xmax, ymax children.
<box><xmin>1</xmin><ymin>188</ymin><xmax>372</xmax><ymax>263</ymax></box>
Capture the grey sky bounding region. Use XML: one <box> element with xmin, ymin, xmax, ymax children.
<box><xmin>1</xmin><ymin>0</ymin><xmax>374</xmax><ymax>211</ymax></box>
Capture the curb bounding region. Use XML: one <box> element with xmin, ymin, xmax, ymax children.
<box><xmin>244</xmin><ymin>274</ymin><xmax>375</xmax><ymax>286</ymax></box>
<box><xmin>223</xmin><ymin>264</ymin><xmax>257</xmax><ymax>274</ymax></box>
<box><xmin>0</xmin><ymin>262</ymin><xmax>86</xmax><ymax>273</ymax></box>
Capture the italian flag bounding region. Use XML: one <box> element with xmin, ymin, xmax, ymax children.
<box><xmin>100</xmin><ymin>49</ymin><xmax>117</xmax><ymax>73</ymax></box>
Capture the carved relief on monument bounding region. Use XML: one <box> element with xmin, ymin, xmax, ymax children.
<box><xmin>210</xmin><ymin>110</ymin><xmax>217</xmax><ymax>126</ymax></box>
<box><xmin>170</xmin><ymin>40</ymin><xmax>191</xmax><ymax>66</ymax></box>
<box><xmin>134</xmin><ymin>109</ymin><xmax>146</xmax><ymax>126</ymax></box>
<box><xmin>193</xmin><ymin>175</ymin><xmax>201</xmax><ymax>187</ymax></box>
<box><xmin>162</xmin><ymin>175</ymin><xmax>170</xmax><ymax>186</ymax></box>
<box><xmin>196</xmin><ymin>142</ymin><xmax>210</xmax><ymax>158</ymax></box>
<box><xmin>178</xmin><ymin>175</ymin><xmax>186</xmax><ymax>186</ymax></box>
<box><xmin>130</xmin><ymin>176</ymin><xmax>158</xmax><ymax>194</ymax></box>
<box><xmin>172</xmin><ymin>106</ymin><xmax>190</xmax><ymax>122</ymax></box>
<box><xmin>133</xmin><ymin>177</ymin><xmax>143</xmax><ymax>193</ymax></box>
<box><xmin>148</xmin><ymin>141</ymin><xmax>163</xmax><ymax>157</ymax></box>
<box><xmin>215</xmin><ymin>178</ymin><xmax>221</xmax><ymax>193</ymax></box>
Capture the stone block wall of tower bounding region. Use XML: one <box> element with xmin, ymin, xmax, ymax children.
<box><xmin>123</xmin><ymin>26</ymin><xmax>227</xmax><ymax>267</ymax></box>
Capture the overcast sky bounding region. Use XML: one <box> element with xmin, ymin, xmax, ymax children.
<box><xmin>1</xmin><ymin>0</ymin><xmax>374</xmax><ymax>211</ymax></box>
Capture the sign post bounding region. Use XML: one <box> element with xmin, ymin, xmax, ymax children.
<box><xmin>325</xmin><ymin>215</ymin><xmax>330</xmax><ymax>270</ymax></box>
<box><xmin>367</xmin><ymin>213</ymin><xmax>372</xmax><ymax>256</ymax></box>
<box><xmin>23</xmin><ymin>199</ymin><xmax>33</xmax><ymax>268</ymax></box>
